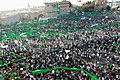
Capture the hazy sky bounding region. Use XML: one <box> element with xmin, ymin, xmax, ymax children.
<box><xmin>0</xmin><ymin>0</ymin><xmax>113</xmax><ymax>11</ymax></box>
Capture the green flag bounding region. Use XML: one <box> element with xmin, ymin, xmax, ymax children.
<box><xmin>56</xmin><ymin>4</ymin><xmax>60</xmax><ymax>14</ymax></box>
<box><xmin>0</xmin><ymin>78</ymin><xmax>3</xmax><ymax>80</ymax></box>
<box><xmin>25</xmin><ymin>65</ymin><xmax>29</xmax><ymax>69</ymax></box>
<box><xmin>0</xmin><ymin>60</ymin><xmax>2</xmax><ymax>66</ymax></box>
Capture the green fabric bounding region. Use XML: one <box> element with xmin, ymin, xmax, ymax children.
<box><xmin>18</xmin><ymin>78</ymin><xmax>23</xmax><ymax>80</ymax></box>
<box><xmin>1</xmin><ymin>14</ymin><xmax>120</xmax><ymax>42</ymax></box>
<box><xmin>10</xmin><ymin>52</ymin><xmax>16</xmax><ymax>57</ymax></box>
<box><xmin>0</xmin><ymin>38</ymin><xmax>2</xmax><ymax>41</ymax></box>
<box><xmin>32</xmin><ymin>66</ymin><xmax>99</xmax><ymax>80</ymax></box>
<box><xmin>56</xmin><ymin>4</ymin><xmax>60</xmax><ymax>14</ymax></box>
<box><xmin>13</xmin><ymin>72</ymin><xmax>17</xmax><ymax>76</ymax></box>
<box><xmin>0</xmin><ymin>54</ymin><xmax>2</xmax><ymax>57</ymax></box>
<box><xmin>0</xmin><ymin>60</ymin><xmax>2</xmax><ymax>66</ymax></box>
<box><xmin>25</xmin><ymin>65</ymin><xmax>29</xmax><ymax>69</ymax></box>
<box><xmin>0</xmin><ymin>57</ymin><xmax>26</xmax><ymax>67</ymax></box>
<box><xmin>56</xmin><ymin>70</ymin><xmax>59</xmax><ymax>73</ymax></box>
<box><xmin>109</xmin><ymin>65</ymin><xmax>113</xmax><ymax>69</ymax></box>
<box><xmin>8</xmin><ymin>72</ymin><xmax>11</xmax><ymax>77</ymax></box>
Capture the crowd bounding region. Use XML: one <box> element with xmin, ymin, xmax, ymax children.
<box><xmin>0</xmin><ymin>11</ymin><xmax>120</xmax><ymax>80</ymax></box>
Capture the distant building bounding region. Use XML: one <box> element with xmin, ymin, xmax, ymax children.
<box><xmin>72</xmin><ymin>2</ymin><xmax>89</xmax><ymax>7</ymax></box>
<box><xmin>44</xmin><ymin>1</ymin><xmax>72</xmax><ymax>17</ymax></box>
<box><xmin>111</xmin><ymin>1</ymin><xmax>120</xmax><ymax>8</ymax></box>
<box><xmin>0</xmin><ymin>6</ymin><xmax>45</xmax><ymax>25</ymax></box>
<box><xmin>94</xmin><ymin>0</ymin><xmax>107</xmax><ymax>10</ymax></box>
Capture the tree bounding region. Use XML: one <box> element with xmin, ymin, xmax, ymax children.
<box><xmin>87</xmin><ymin>1</ymin><xmax>92</xmax><ymax>5</ymax></box>
<box><xmin>112</xmin><ymin>8</ymin><xmax>116</xmax><ymax>11</ymax></box>
<box><xmin>84</xmin><ymin>6</ymin><xmax>89</xmax><ymax>12</ymax></box>
<box><xmin>117</xmin><ymin>6</ymin><xmax>120</xmax><ymax>10</ymax></box>
<box><xmin>106</xmin><ymin>5</ymin><xmax>111</xmax><ymax>11</ymax></box>
<box><xmin>96</xmin><ymin>4</ymin><xmax>99</xmax><ymax>7</ymax></box>
<box><xmin>38</xmin><ymin>14</ymin><xmax>44</xmax><ymax>18</ymax></box>
<box><xmin>84</xmin><ymin>5</ymin><xmax>94</xmax><ymax>12</ymax></box>
<box><xmin>69</xmin><ymin>2</ymin><xmax>72</xmax><ymax>7</ymax></box>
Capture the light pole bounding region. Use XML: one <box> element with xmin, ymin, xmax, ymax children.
<box><xmin>44</xmin><ymin>0</ymin><xmax>47</xmax><ymax>17</ymax></box>
<box><xmin>28</xmin><ymin>3</ymin><xmax>31</xmax><ymax>20</ymax></box>
<box><xmin>111</xmin><ymin>0</ymin><xmax>114</xmax><ymax>8</ymax></box>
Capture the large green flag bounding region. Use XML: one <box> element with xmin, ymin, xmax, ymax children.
<box><xmin>0</xmin><ymin>60</ymin><xmax>2</xmax><ymax>66</ymax></box>
<box><xmin>32</xmin><ymin>66</ymin><xmax>99</xmax><ymax>80</ymax></box>
<box><xmin>56</xmin><ymin>4</ymin><xmax>60</xmax><ymax>14</ymax></box>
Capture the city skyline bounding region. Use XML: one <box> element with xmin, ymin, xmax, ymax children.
<box><xmin>0</xmin><ymin>0</ymin><xmax>114</xmax><ymax>11</ymax></box>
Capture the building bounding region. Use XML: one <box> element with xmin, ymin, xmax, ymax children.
<box><xmin>94</xmin><ymin>0</ymin><xmax>107</xmax><ymax>10</ymax></box>
<box><xmin>0</xmin><ymin>6</ymin><xmax>45</xmax><ymax>25</ymax></box>
<box><xmin>44</xmin><ymin>1</ymin><xmax>72</xmax><ymax>17</ymax></box>
<box><xmin>111</xmin><ymin>1</ymin><xmax>120</xmax><ymax>8</ymax></box>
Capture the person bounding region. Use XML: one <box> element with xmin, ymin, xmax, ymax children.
<box><xmin>0</xmin><ymin>11</ymin><xmax>120</xmax><ymax>79</ymax></box>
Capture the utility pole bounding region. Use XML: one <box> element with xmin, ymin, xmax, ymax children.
<box><xmin>28</xmin><ymin>3</ymin><xmax>31</xmax><ymax>20</ymax></box>
<box><xmin>44</xmin><ymin>0</ymin><xmax>47</xmax><ymax>17</ymax></box>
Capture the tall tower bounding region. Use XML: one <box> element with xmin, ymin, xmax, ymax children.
<box><xmin>94</xmin><ymin>0</ymin><xmax>107</xmax><ymax>9</ymax></box>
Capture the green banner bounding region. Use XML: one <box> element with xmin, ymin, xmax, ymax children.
<box><xmin>56</xmin><ymin>4</ymin><xmax>60</xmax><ymax>14</ymax></box>
<box><xmin>32</xmin><ymin>66</ymin><xmax>99</xmax><ymax>80</ymax></box>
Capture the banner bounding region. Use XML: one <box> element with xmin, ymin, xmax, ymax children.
<box><xmin>32</xmin><ymin>66</ymin><xmax>99</xmax><ymax>80</ymax></box>
<box><xmin>56</xmin><ymin>4</ymin><xmax>60</xmax><ymax>14</ymax></box>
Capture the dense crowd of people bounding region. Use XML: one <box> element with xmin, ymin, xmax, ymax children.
<box><xmin>0</xmin><ymin>11</ymin><xmax>120</xmax><ymax>80</ymax></box>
